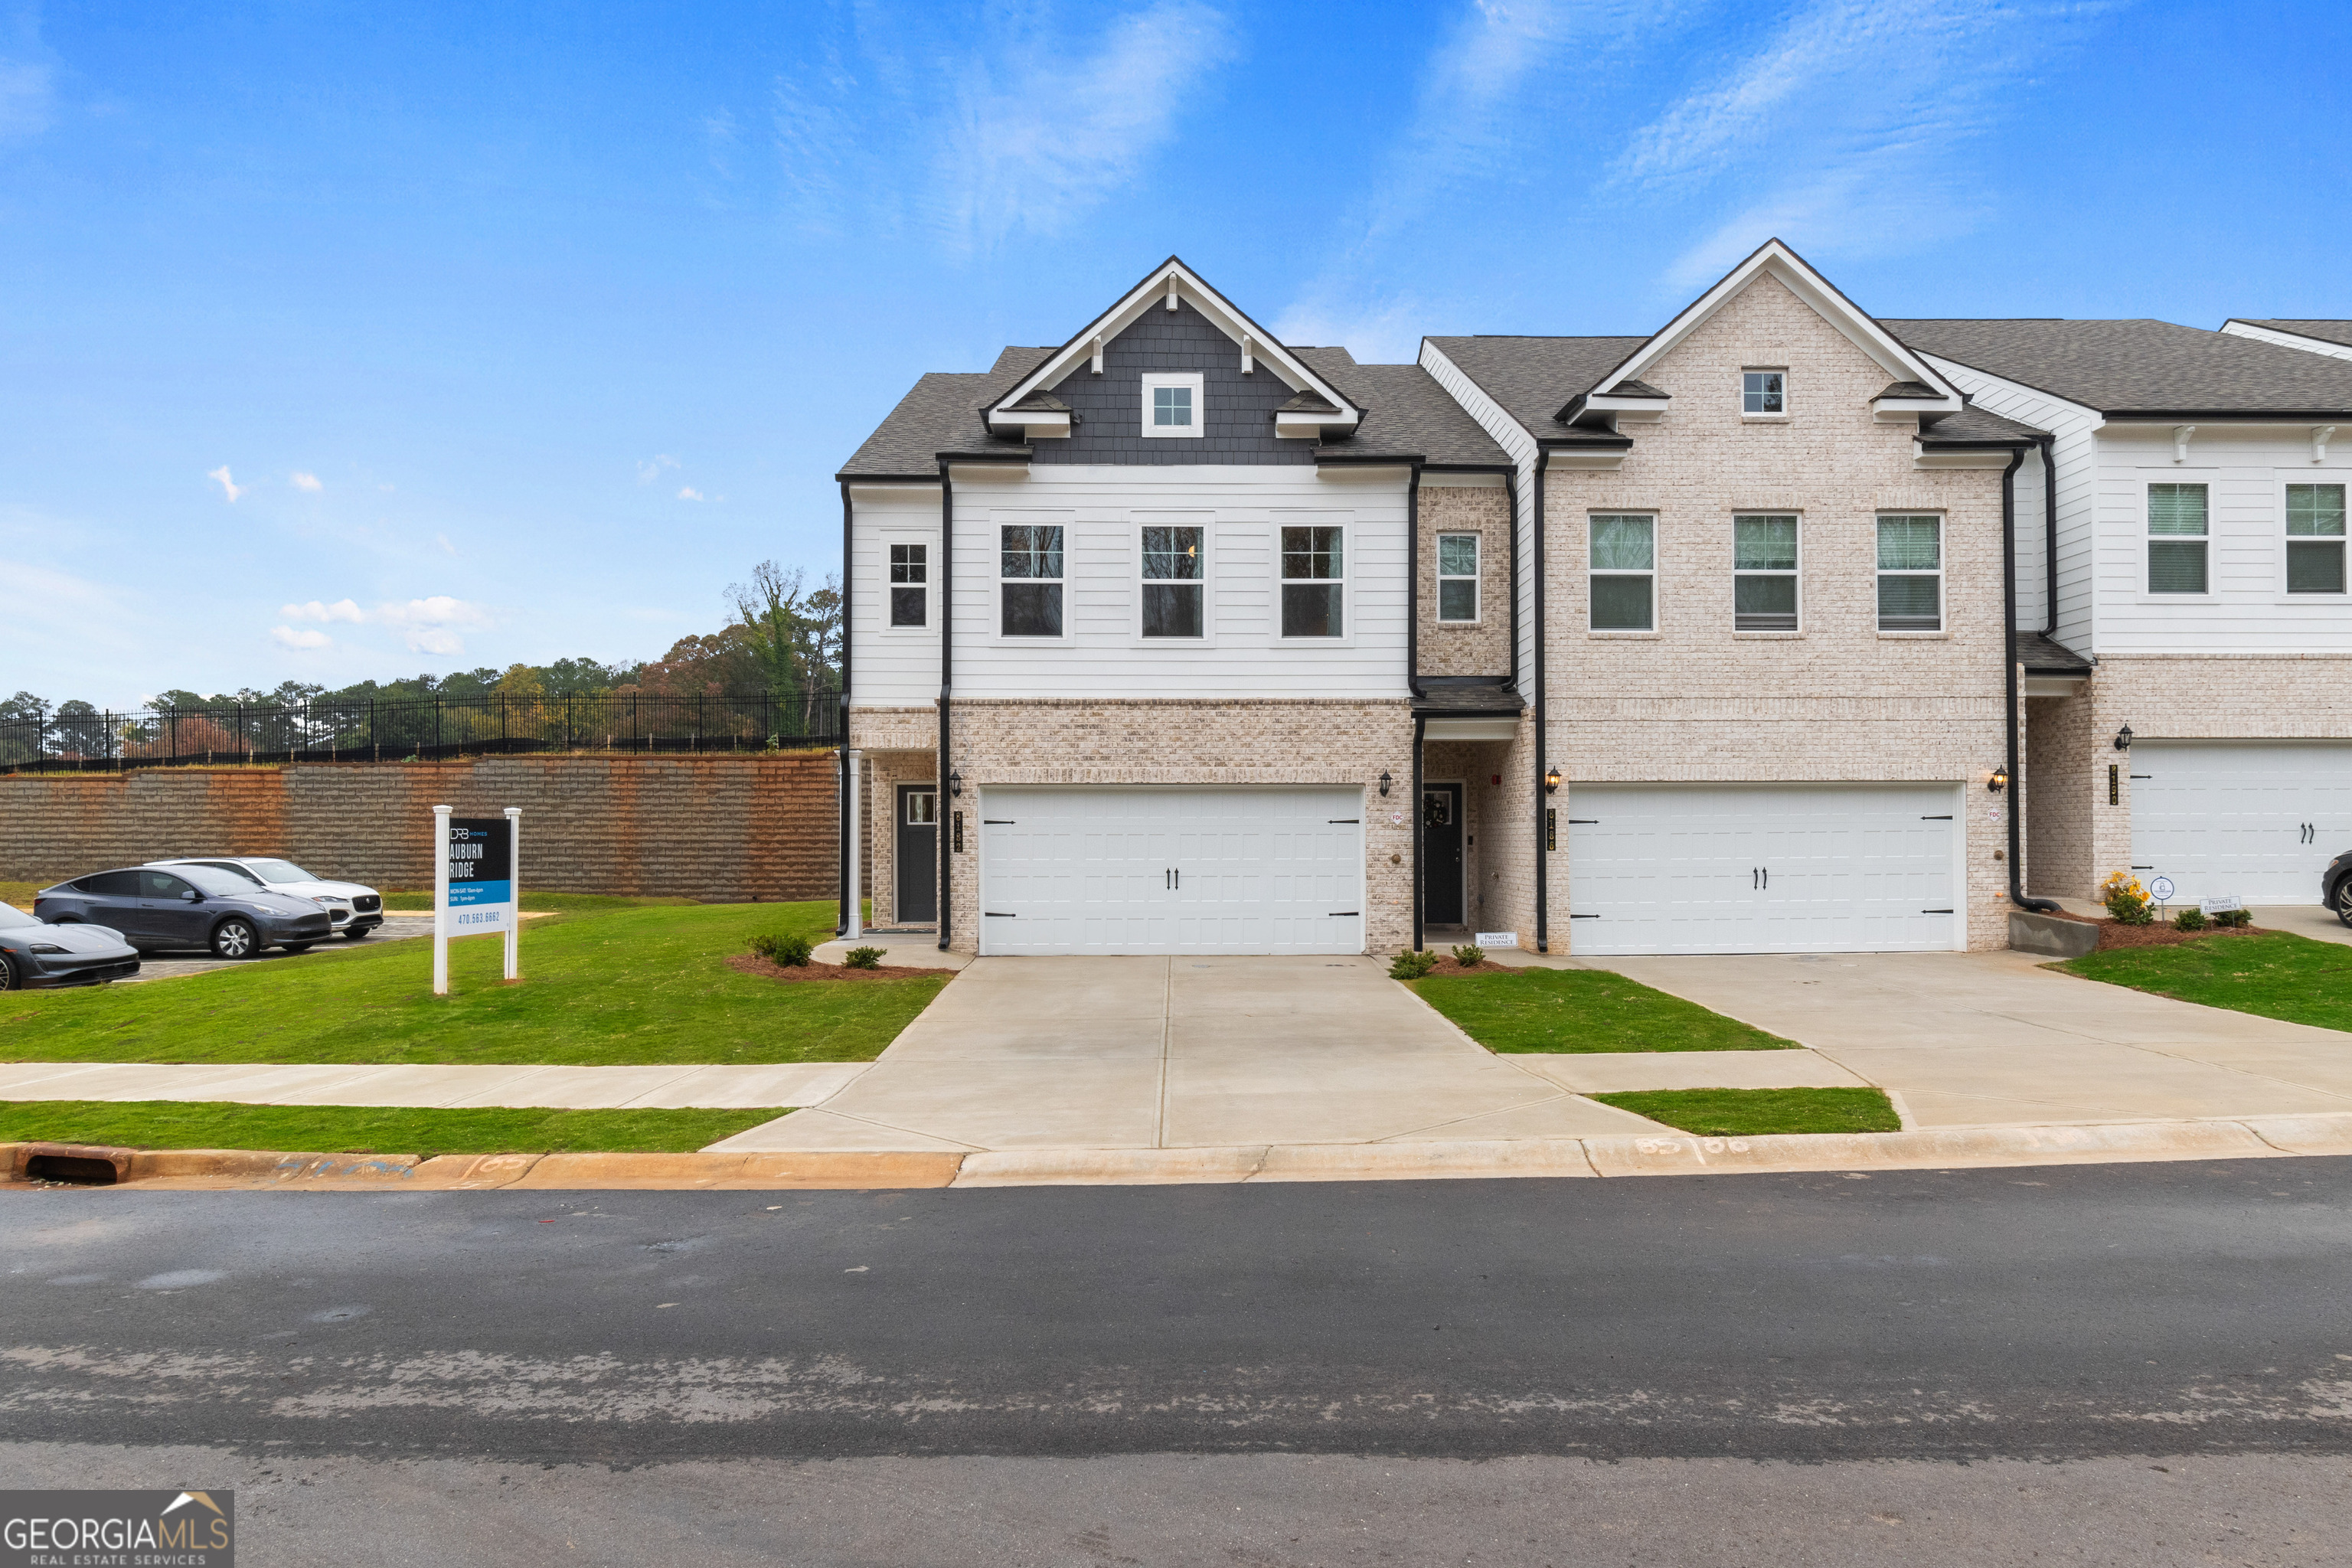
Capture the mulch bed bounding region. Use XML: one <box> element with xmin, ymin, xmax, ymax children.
<box><xmin>1412</xmin><ymin>959</ymin><xmax>1520</xmax><ymax>975</ymax></box>
<box><xmin>726</xmin><ymin>955</ymin><xmax>961</xmax><ymax>984</ymax></box>
<box><xmin>2038</xmin><ymin>907</ymin><xmax>2269</xmax><ymax>952</ymax></box>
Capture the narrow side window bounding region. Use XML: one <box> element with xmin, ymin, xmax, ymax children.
<box><xmin>1436</xmin><ymin>533</ymin><xmax>1479</xmax><ymax>622</ymax></box>
<box><xmin>2287</xmin><ymin>483</ymin><xmax>2347</xmax><ymax>594</ymax></box>
<box><xmin>889</xmin><ymin>543</ymin><xmax>928</xmax><ymax>627</ymax></box>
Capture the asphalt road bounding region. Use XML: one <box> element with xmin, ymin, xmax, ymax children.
<box><xmin>5</xmin><ymin>1158</ymin><xmax>2351</xmax><ymax>1563</ymax></box>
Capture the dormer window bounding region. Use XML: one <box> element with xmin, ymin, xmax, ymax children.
<box><xmin>1742</xmin><ymin>369</ymin><xmax>1787</xmax><ymax>417</ymax></box>
<box><xmin>1141</xmin><ymin>373</ymin><xmax>1204</xmax><ymax>439</ymax></box>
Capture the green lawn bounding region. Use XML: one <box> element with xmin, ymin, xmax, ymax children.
<box><xmin>0</xmin><ymin>899</ymin><xmax>946</xmax><ymax>1067</ymax></box>
<box><xmin>2055</xmin><ymin>932</ymin><xmax>2352</xmax><ymax>1033</ymax></box>
<box><xmin>378</xmin><ymin>889</ymin><xmax>698</xmax><ymax>913</ymax></box>
<box><xmin>1411</xmin><ymin>967</ymin><xmax>1801</xmax><ymax>1053</ymax></box>
<box><xmin>0</xmin><ymin>1099</ymin><xmax>784</xmax><ymax>1154</ymax></box>
<box><xmin>1592</xmin><ymin>1087</ymin><xmax>1901</xmax><ymax>1136</ymax></box>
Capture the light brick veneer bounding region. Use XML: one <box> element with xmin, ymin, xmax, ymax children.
<box><xmin>1418</xmin><ymin>485</ymin><xmax>1511</xmax><ymax>677</ymax></box>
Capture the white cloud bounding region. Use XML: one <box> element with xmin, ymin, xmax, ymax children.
<box><xmin>205</xmin><ymin>466</ymin><xmax>243</xmax><ymax>502</ymax></box>
<box><xmin>270</xmin><ymin>626</ymin><xmax>332</xmax><ymax>650</ymax></box>
<box><xmin>290</xmin><ymin>471</ymin><xmax>323</xmax><ymax>492</ymax></box>
<box><xmin>637</xmin><ymin>453</ymin><xmax>680</xmax><ymax>484</ymax></box>
<box><xmin>273</xmin><ymin>594</ymin><xmax>493</xmax><ymax>655</ymax></box>
<box><xmin>281</xmin><ymin>598</ymin><xmax>366</xmax><ymax>623</ymax></box>
<box><xmin>677</xmin><ymin>486</ymin><xmax>704</xmax><ymax>501</ymax></box>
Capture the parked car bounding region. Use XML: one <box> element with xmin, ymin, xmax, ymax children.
<box><xmin>0</xmin><ymin>900</ymin><xmax>139</xmax><ymax>989</ymax></box>
<box><xmin>35</xmin><ymin>864</ymin><xmax>335</xmax><ymax>959</ymax></box>
<box><xmin>149</xmin><ymin>857</ymin><xmax>384</xmax><ymax>940</ymax></box>
<box><xmin>2328</xmin><ymin>850</ymin><xmax>2352</xmax><ymax>928</ymax></box>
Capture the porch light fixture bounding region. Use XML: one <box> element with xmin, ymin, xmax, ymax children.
<box><xmin>1544</xmin><ymin>765</ymin><xmax>1562</xmax><ymax>794</ymax></box>
<box><xmin>2112</xmin><ymin>724</ymin><xmax>2134</xmax><ymax>752</ymax></box>
<box><xmin>947</xmin><ymin>769</ymin><xmax>963</xmax><ymax>798</ymax></box>
<box><xmin>1988</xmin><ymin>764</ymin><xmax>2009</xmax><ymax>793</ymax></box>
<box><xmin>1378</xmin><ymin>771</ymin><xmax>1392</xmax><ymax>797</ymax></box>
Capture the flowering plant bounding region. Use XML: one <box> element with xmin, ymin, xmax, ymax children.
<box><xmin>2099</xmin><ymin>871</ymin><xmax>2154</xmax><ymax>926</ymax></box>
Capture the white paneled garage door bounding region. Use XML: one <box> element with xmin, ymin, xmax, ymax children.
<box><xmin>1566</xmin><ymin>783</ymin><xmax>1965</xmax><ymax>956</ymax></box>
<box><xmin>978</xmin><ymin>788</ymin><xmax>1365</xmax><ymax>956</ymax></box>
<box><xmin>2131</xmin><ymin>742</ymin><xmax>2352</xmax><ymax>905</ymax></box>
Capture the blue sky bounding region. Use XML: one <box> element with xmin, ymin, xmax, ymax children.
<box><xmin>6</xmin><ymin>0</ymin><xmax>2347</xmax><ymax>708</ymax></box>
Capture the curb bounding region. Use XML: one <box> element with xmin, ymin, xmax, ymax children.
<box><xmin>6</xmin><ymin>1116</ymin><xmax>2351</xmax><ymax>1191</ymax></box>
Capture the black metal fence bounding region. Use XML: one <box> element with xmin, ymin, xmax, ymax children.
<box><xmin>1</xmin><ymin>695</ymin><xmax>841</xmax><ymax>773</ymax></box>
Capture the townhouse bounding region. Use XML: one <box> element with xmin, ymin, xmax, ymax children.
<box><xmin>832</xmin><ymin>243</ymin><xmax>2350</xmax><ymax>959</ymax></box>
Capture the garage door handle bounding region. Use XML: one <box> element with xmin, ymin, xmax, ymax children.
<box><xmin>983</xmin><ymin>819</ymin><xmax>1015</xmax><ymax>825</ymax></box>
<box><xmin>1568</xmin><ymin>913</ymin><xmax>1599</xmax><ymax>920</ymax></box>
<box><xmin>1328</xmin><ymin>910</ymin><xmax>1360</xmax><ymax>916</ymax></box>
<box><xmin>1921</xmin><ymin>909</ymin><xmax>1954</xmax><ymax>914</ymax></box>
<box><xmin>1328</xmin><ymin>818</ymin><xmax>1359</xmax><ymax>824</ymax></box>
<box><xmin>1921</xmin><ymin>814</ymin><xmax>1953</xmax><ymax>820</ymax></box>
<box><xmin>984</xmin><ymin>911</ymin><xmax>1016</xmax><ymax>918</ymax></box>
<box><xmin>1567</xmin><ymin>818</ymin><xmax>1598</xmax><ymax>824</ymax></box>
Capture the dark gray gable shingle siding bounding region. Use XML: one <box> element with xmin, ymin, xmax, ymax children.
<box><xmin>1033</xmin><ymin>301</ymin><xmax>1308</xmax><ymax>466</ymax></box>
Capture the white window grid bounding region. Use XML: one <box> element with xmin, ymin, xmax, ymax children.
<box><xmin>888</xmin><ymin>541</ymin><xmax>928</xmax><ymax>628</ymax></box>
<box><xmin>2285</xmin><ymin>481</ymin><xmax>2347</xmax><ymax>595</ymax></box>
<box><xmin>1588</xmin><ymin>514</ymin><xmax>1655</xmax><ymax>632</ymax></box>
<box><xmin>1733</xmin><ymin>514</ymin><xmax>1801</xmax><ymax>631</ymax></box>
<box><xmin>998</xmin><ymin>523</ymin><xmax>1066</xmax><ymax>637</ymax></box>
<box><xmin>1436</xmin><ymin>532</ymin><xmax>1479</xmax><ymax>622</ymax></box>
<box><xmin>1139</xmin><ymin>522</ymin><xmax>1206</xmax><ymax>639</ymax></box>
<box><xmin>1742</xmin><ymin>368</ymin><xmax>1788</xmax><ymax>417</ymax></box>
<box><xmin>2147</xmin><ymin>482</ymin><xmax>2210</xmax><ymax>596</ymax></box>
<box><xmin>1139</xmin><ymin>373</ymin><xmax>1204</xmax><ymax>439</ymax></box>
<box><xmin>1875</xmin><ymin>514</ymin><xmax>1942</xmax><ymax>632</ymax></box>
<box><xmin>1279</xmin><ymin>523</ymin><xmax>1345</xmax><ymax>639</ymax></box>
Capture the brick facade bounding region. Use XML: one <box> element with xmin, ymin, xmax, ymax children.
<box><xmin>1417</xmin><ymin>484</ymin><xmax>1512</xmax><ymax>676</ymax></box>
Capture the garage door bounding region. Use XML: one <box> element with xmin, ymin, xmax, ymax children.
<box><xmin>978</xmin><ymin>788</ymin><xmax>1365</xmax><ymax>956</ymax></box>
<box><xmin>1566</xmin><ymin>783</ymin><xmax>1964</xmax><ymax>956</ymax></box>
<box><xmin>2131</xmin><ymin>742</ymin><xmax>2352</xmax><ymax>904</ymax></box>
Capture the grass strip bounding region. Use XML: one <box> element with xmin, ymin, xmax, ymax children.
<box><xmin>0</xmin><ymin>900</ymin><xmax>945</xmax><ymax>1067</ymax></box>
<box><xmin>377</xmin><ymin>890</ymin><xmax>697</xmax><ymax>913</ymax></box>
<box><xmin>1411</xmin><ymin>966</ymin><xmax>1800</xmax><ymax>1053</ymax></box>
<box><xmin>2055</xmin><ymin>932</ymin><xmax>2352</xmax><ymax>1033</ymax></box>
<box><xmin>1589</xmin><ymin>1086</ymin><xmax>1900</xmax><ymax>1136</ymax></box>
<box><xmin>0</xmin><ymin>1099</ymin><xmax>787</xmax><ymax>1155</ymax></box>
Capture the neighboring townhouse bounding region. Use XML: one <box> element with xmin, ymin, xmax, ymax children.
<box><xmin>1887</xmin><ymin>317</ymin><xmax>2352</xmax><ymax>906</ymax></box>
<box><xmin>836</xmin><ymin>242</ymin><xmax>2055</xmax><ymax>959</ymax></box>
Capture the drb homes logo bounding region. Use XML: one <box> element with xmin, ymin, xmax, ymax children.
<box><xmin>2</xmin><ymin>1490</ymin><xmax>233</xmax><ymax>1567</ymax></box>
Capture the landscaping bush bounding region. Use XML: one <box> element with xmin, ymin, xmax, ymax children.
<box><xmin>1390</xmin><ymin>949</ymin><xmax>1439</xmax><ymax>980</ymax></box>
<box><xmin>750</xmin><ymin>932</ymin><xmax>815</xmax><ymax>967</ymax></box>
<box><xmin>2100</xmin><ymin>871</ymin><xmax>2155</xmax><ymax>926</ymax></box>
<box><xmin>843</xmin><ymin>946</ymin><xmax>885</xmax><ymax>970</ymax></box>
<box><xmin>2215</xmin><ymin>908</ymin><xmax>2253</xmax><ymax>929</ymax></box>
<box><xmin>1450</xmin><ymin>943</ymin><xmax>1485</xmax><ymax>968</ymax></box>
<box><xmin>2173</xmin><ymin>908</ymin><xmax>2207</xmax><ymax>932</ymax></box>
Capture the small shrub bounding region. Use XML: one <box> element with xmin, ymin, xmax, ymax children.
<box><xmin>750</xmin><ymin>932</ymin><xmax>815</xmax><ymax>967</ymax></box>
<box><xmin>1390</xmin><ymin>949</ymin><xmax>1438</xmax><ymax>980</ymax></box>
<box><xmin>843</xmin><ymin>946</ymin><xmax>885</xmax><ymax>970</ymax></box>
<box><xmin>2172</xmin><ymin>908</ymin><xmax>2207</xmax><ymax>932</ymax></box>
<box><xmin>2215</xmin><ymin>907</ymin><xmax>2253</xmax><ymax>929</ymax></box>
<box><xmin>1451</xmin><ymin>943</ymin><xmax>1485</xmax><ymax>968</ymax></box>
<box><xmin>2099</xmin><ymin>871</ymin><xmax>2154</xmax><ymax>926</ymax></box>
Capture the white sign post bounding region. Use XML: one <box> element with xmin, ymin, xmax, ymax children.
<box><xmin>503</xmin><ymin>806</ymin><xmax>523</xmax><ymax>982</ymax></box>
<box><xmin>432</xmin><ymin>803</ymin><xmax>452</xmax><ymax>997</ymax></box>
<box><xmin>844</xmin><ymin>747</ymin><xmax>863</xmax><ymax>942</ymax></box>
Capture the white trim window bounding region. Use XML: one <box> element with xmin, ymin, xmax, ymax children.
<box><xmin>1141</xmin><ymin>524</ymin><xmax>1205</xmax><ymax>637</ymax></box>
<box><xmin>1589</xmin><ymin>514</ymin><xmax>1655</xmax><ymax>631</ymax></box>
<box><xmin>889</xmin><ymin>542</ymin><xmax>927</xmax><ymax>627</ymax></box>
<box><xmin>1876</xmin><ymin>514</ymin><xmax>1942</xmax><ymax>631</ymax></box>
<box><xmin>1436</xmin><ymin>532</ymin><xmax>1479</xmax><ymax>622</ymax></box>
<box><xmin>2286</xmin><ymin>482</ymin><xmax>2347</xmax><ymax>594</ymax></box>
<box><xmin>1741</xmin><ymin>368</ymin><xmax>1788</xmax><ymax>416</ymax></box>
<box><xmin>2148</xmin><ymin>482</ymin><xmax>2208</xmax><ymax>594</ymax></box>
<box><xmin>999</xmin><ymin>524</ymin><xmax>1064</xmax><ymax>636</ymax></box>
<box><xmin>1280</xmin><ymin>524</ymin><xmax>1344</xmax><ymax>637</ymax></box>
<box><xmin>1733</xmin><ymin>514</ymin><xmax>1800</xmax><ymax>630</ymax></box>
<box><xmin>1140</xmin><ymin>372</ymin><xmax>1204</xmax><ymax>439</ymax></box>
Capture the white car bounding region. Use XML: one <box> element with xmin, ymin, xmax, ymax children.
<box><xmin>149</xmin><ymin>857</ymin><xmax>386</xmax><ymax>940</ymax></box>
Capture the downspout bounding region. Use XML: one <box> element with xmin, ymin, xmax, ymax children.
<box><xmin>837</xmin><ymin>482</ymin><xmax>853</xmax><ymax>936</ymax></box>
<box><xmin>1532</xmin><ymin>452</ymin><xmax>1550</xmax><ymax>953</ymax></box>
<box><xmin>2004</xmin><ymin>446</ymin><xmax>2060</xmax><ymax>915</ymax></box>
<box><xmin>1504</xmin><ymin>467</ymin><xmax>1521</xmax><ymax>691</ymax></box>
<box><xmin>1407</xmin><ymin>460</ymin><xmax>1424</xmax><ymax>953</ymax></box>
<box><xmin>937</xmin><ymin>459</ymin><xmax>955</xmax><ymax>952</ymax></box>
<box><xmin>1412</xmin><ymin>716</ymin><xmax>1426</xmax><ymax>955</ymax></box>
<box><xmin>2038</xmin><ymin>433</ymin><xmax>2060</xmax><ymax>636</ymax></box>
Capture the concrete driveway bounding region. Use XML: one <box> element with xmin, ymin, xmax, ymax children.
<box><xmin>726</xmin><ymin>956</ymin><xmax>1669</xmax><ymax>1153</ymax></box>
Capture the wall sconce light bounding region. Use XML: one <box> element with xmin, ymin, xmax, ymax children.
<box><xmin>1378</xmin><ymin>771</ymin><xmax>1392</xmax><ymax>797</ymax></box>
<box><xmin>2112</xmin><ymin>724</ymin><xmax>2134</xmax><ymax>752</ymax></box>
<box><xmin>1544</xmin><ymin>765</ymin><xmax>1562</xmax><ymax>794</ymax></box>
<box><xmin>1988</xmin><ymin>764</ymin><xmax>2010</xmax><ymax>793</ymax></box>
<box><xmin>947</xmin><ymin>769</ymin><xmax>963</xmax><ymax>797</ymax></box>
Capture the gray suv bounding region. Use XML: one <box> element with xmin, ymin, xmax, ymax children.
<box><xmin>36</xmin><ymin>864</ymin><xmax>335</xmax><ymax>959</ymax></box>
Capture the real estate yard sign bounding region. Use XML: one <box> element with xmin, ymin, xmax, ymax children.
<box><xmin>432</xmin><ymin>805</ymin><xmax>523</xmax><ymax>995</ymax></box>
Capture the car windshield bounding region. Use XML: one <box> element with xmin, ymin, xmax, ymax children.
<box><xmin>0</xmin><ymin>903</ymin><xmax>36</xmax><ymax>929</ymax></box>
<box><xmin>242</xmin><ymin>859</ymin><xmax>319</xmax><ymax>883</ymax></box>
<box><xmin>181</xmin><ymin>866</ymin><xmax>266</xmax><ymax>897</ymax></box>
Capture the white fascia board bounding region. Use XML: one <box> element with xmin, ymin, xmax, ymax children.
<box><xmin>1873</xmin><ymin>395</ymin><xmax>1952</xmax><ymax>423</ymax></box>
<box><xmin>986</xmin><ymin>258</ymin><xmax>1363</xmax><ymax>429</ymax></box>
<box><xmin>1273</xmin><ymin>413</ymin><xmax>1331</xmax><ymax>439</ymax></box>
<box><xmin>1593</xmin><ymin>238</ymin><xmax>1962</xmax><ymax>410</ymax></box>
<box><xmin>1911</xmin><ymin>443</ymin><xmax>2017</xmax><ymax>469</ymax></box>
<box><xmin>2220</xmin><ymin>320</ymin><xmax>2352</xmax><ymax>362</ymax></box>
<box><xmin>1580</xmin><ymin>391</ymin><xmax>1670</xmax><ymax>422</ymax></box>
<box><xmin>985</xmin><ymin>411</ymin><xmax>1071</xmax><ymax>438</ymax></box>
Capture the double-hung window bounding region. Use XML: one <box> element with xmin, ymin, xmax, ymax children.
<box><xmin>2287</xmin><ymin>483</ymin><xmax>2347</xmax><ymax>594</ymax></box>
<box><xmin>889</xmin><ymin>543</ymin><xmax>927</xmax><ymax>627</ymax></box>
<box><xmin>1436</xmin><ymin>533</ymin><xmax>1479</xmax><ymax>622</ymax></box>
<box><xmin>1589</xmin><ymin>514</ymin><xmax>1655</xmax><ymax>631</ymax></box>
<box><xmin>2148</xmin><ymin>483</ymin><xmax>2208</xmax><ymax>593</ymax></box>
<box><xmin>1141</xmin><ymin>524</ymin><xmax>1204</xmax><ymax>637</ymax></box>
<box><xmin>1742</xmin><ymin>369</ymin><xmax>1787</xmax><ymax>416</ymax></box>
<box><xmin>999</xmin><ymin>524</ymin><xmax>1063</xmax><ymax>636</ymax></box>
<box><xmin>1733</xmin><ymin>514</ymin><xmax>1800</xmax><ymax>630</ymax></box>
<box><xmin>1876</xmin><ymin>514</ymin><xmax>1942</xmax><ymax>631</ymax></box>
<box><xmin>1280</xmin><ymin>525</ymin><xmax>1344</xmax><ymax>637</ymax></box>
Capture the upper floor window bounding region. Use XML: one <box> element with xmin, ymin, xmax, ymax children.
<box><xmin>1140</xmin><ymin>373</ymin><xmax>1204</xmax><ymax>439</ymax></box>
<box><xmin>1142</xmin><ymin>524</ymin><xmax>1204</xmax><ymax>637</ymax></box>
<box><xmin>1876</xmin><ymin>515</ymin><xmax>1942</xmax><ymax>632</ymax></box>
<box><xmin>1436</xmin><ymin>533</ymin><xmax>1479</xmax><ymax>622</ymax></box>
<box><xmin>1733</xmin><ymin>514</ymin><xmax>1800</xmax><ymax>630</ymax></box>
<box><xmin>1589</xmin><ymin>514</ymin><xmax>1655</xmax><ymax>631</ymax></box>
<box><xmin>889</xmin><ymin>543</ymin><xmax>927</xmax><ymax>627</ymax></box>
<box><xmin>2148</xmin><ymin>483</ymin><xmax>2208</xmax><ymax>594</ymax></box>
<box><xmin>1000</xmin><ymin>524</ymin><xmax>1063</xmax><ymax>636</ymax></box>
<box><xmin>2287</xmin><ymin>483</ymin><xmax>2347</xmax><ymax>594</ymax></box>
<box><xmin>1742</xmin><ymin>369</ymin><xmax>1787</xmax><ymax>416</ymax></box>
<box><xmin>1281</xmin><ymin>524</ymin><xmax>1344</xmax><ymax>637</ymax></box>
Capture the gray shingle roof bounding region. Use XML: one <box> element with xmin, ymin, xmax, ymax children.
<box><xmin>1877</xmin><ymin>380</ymin><xmax>1939</xmax><ymax>399</ymax></box>
<box><xmin>2017</xmin><ymin>631</ymin><xmax>2092</xmax><ymax>675</ymax></box>
<box><xmin>836</xmin><ymin>346</ymin><xmax>1051</xmax><ymax>479</ymax></box>
<box><xmin>1918</xmin><ymin>404</ymin><xmax>2047</xmax><ymax>446</ymax></box>
<box><xmin>1607</xmin><ymin>377</ymin><xmax>1669</xmax><ymax>399</ymax></box>
<box><xmin>1296</xmin><ymin>349</ymin><xmax>1513</xmax><ymax>467</ymax></box>
<box><xmin>1423</xmin><ymin>335</ymin><xmax>1650</xmax><ymax>445</ymax></box>
<box><xmin>1413</xmin><ymin>676</ymin><xmax>1525</xmax><ymax>716</ymax></box>
<box><xmin>1886</xmin><ymin>319</ymin><xmax>2352</xmax><ymax>417</ymax></box>
<box><xmin>2232</xmin><ymin>319</ymin><xmax>2352</xmax><ymax>349</ymax></box>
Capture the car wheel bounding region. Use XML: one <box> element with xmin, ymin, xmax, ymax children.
<box><xmin>281</xmin><ymin>942</ymin><xmax>314</xmax><ymax>954</ymax></box>
<box><xmin>0</xmin><ymin>952</ymin><xmax>17</xmax><ymax>991</ymax></box>
<box><xmin>2337</xmin><ymin>880</ymin><xmax>2352</xmax><ymax>929</ymax></box>
<box><xmin>211</xmin><ymin>918</ymin><xmax>260</xmax><ymax>959</ymax></box>
<box><xmin>342</xmin><ymin>926</ymin><xmax>371</xmax><ymax>941</ymax></box>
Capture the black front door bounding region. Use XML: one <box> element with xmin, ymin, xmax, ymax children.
<box><xmin>1422</xmin><ymin>782</ymin><xmax>1465</xmax><ymax>926</ymax></box>
<box><xmin>897</xmin><ymin>783</ymin><xmax>938</xmax><ymax>923</ymax></box>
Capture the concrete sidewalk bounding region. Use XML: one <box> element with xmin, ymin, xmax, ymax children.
<box><xmin>0</xmin><ymin>1060</ymin><xmax>864</xmax><ymax>1109</ymax></box>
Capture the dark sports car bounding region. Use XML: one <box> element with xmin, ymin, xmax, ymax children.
<box><xmin>35</xmin><ymin>864</ymin><xmax>334</xmax><ymax>959</ymax></box>
<box><xmin>0</xmin><ymin>900</ymin><xmax>139</xmax><ymax>989</ymax></box>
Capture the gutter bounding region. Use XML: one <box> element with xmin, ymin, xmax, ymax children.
<box><xmin>1412</xmin><ymin>715</ymin><xmax>1426</xmax><ymax>956</ymax></box>
<box><xmin>837</xmin><ymin>482</ymin><xmax>853</xmax><ymax>937</ymax></box>
<box><xmin>937</xmin><ymin>459</ymin><xmax>956</xmax><ymax>953</ymax></box>
<box><xmin>1407</xmin><ymin>459</ymin><xmax>1424</xmax><ymax>954</ymax></box>
<box><xmin>2002</xmin><ymin>446</ymin><xmax>2060</xmax><ymax>916</ymax></box>
<box><xmin>1532</xmin><ymin>452</ymin><xmax>1550</xmax><ymax>954</ymax></box>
